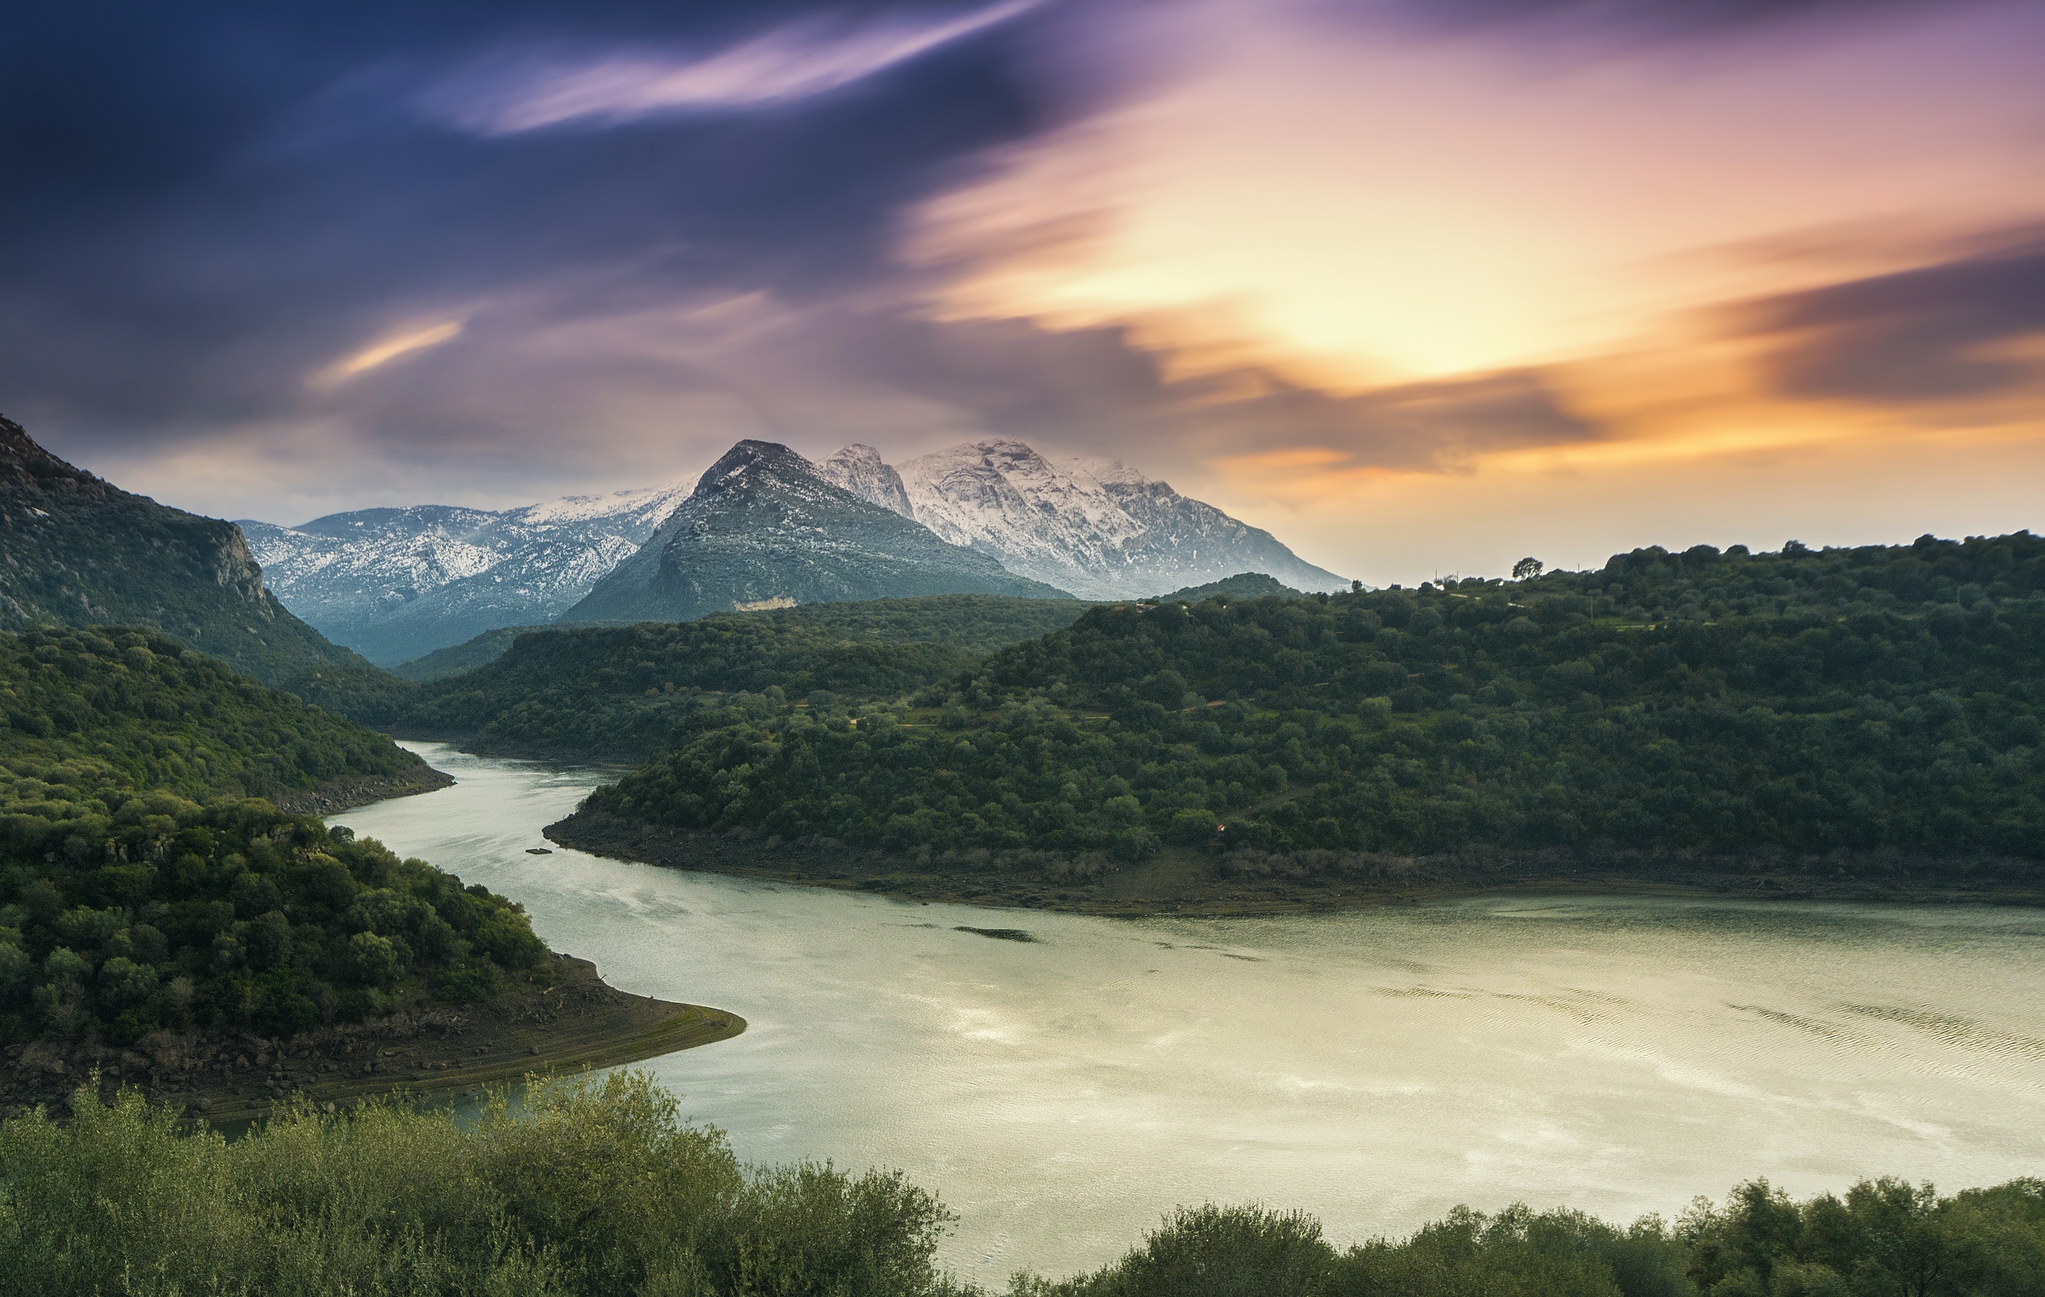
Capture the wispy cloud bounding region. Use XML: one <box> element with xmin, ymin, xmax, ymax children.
<box><xmin>435</xmin><ymin>0</ymin><xmax>1044</xmax><ymax>135</ymax></box>
<box><xmin>312</xmin><ymin>320</ymin><xmax>465</xmax><ymax>387</ymax></box>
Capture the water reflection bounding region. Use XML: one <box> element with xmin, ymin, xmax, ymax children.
<box><xmin>332</xmin><ymin>744</ymin><xmax>2045</xmax><ymax>1283</ymax></box>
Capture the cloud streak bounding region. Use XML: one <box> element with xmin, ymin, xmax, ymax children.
<box><xmin>1728</xmin><ymin>229</ymin><xmax>2045</xmax><ymax>405</ymax></box>
<box><xmin>313</xmin><ymin>320</ymin><xmax>466</xmax><ymax>386</ymax></box>
<box><xmin>433</xmin><ymin>0</ymin><xmax>1046</xmax><ymax>133</ymax></box>
<box><xmin>3</xmin><ymin>0</ymin><xmax>2042</xmax><ymax>580</ymax></box>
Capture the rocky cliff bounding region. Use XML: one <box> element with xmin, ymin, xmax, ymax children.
<box><xmin>0</xmin><ymin>414</ymin><xmax>366</xmax><ymax>685</ymax></box>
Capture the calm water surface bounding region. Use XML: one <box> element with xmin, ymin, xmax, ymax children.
<box><xmin>334</xmin><ymin>743</ymin><xmax>2045</xmax><ymax>1283</ymax></box>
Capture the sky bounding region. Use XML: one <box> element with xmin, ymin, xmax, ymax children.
<box><xmin>3</xmin><ymin>0</ymin><xmax>2042</xmax><ymax>586</ymax></box>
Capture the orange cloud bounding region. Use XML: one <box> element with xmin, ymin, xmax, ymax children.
<box><xmin>905</xmin><ymin>0</ymin><xmax>2045</xmax><ymax>482</ymax></box>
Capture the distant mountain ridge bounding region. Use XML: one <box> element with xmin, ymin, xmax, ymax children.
<box><xmin>240</xmin><ymin>481</ymin><xmax>691</xmax><ymax>664</ymax></box>
<box><xmin>891</xmin><ymin>440</ymin><xmax>1345</xmax><ymax>600</ymax></box>
<box><xmin>241</xmin><ymin>435</ymin><xmax>1345</xmax><ymax>661</ymax></box>
<box><xmin>0</xmin><ymin>413</ymin><xmax>366</xmax><ymax>685</ymax></box>
<box><xmin>561</xmin><ymin>441</ymin><xmax>1067</xmax><ymax>624</ymax></box>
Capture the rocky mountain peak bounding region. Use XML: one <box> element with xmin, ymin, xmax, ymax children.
<box><xmin>561</xmin><ymin>438</ymin><xmax>1067</xmax><ymax>624</ymax></box>
<box><xmin>696</xmin><ymin>440</ymin><xmax>816</xmax><ymax>494</ymax></box>
<box><xmin>818</xmin><ymin>444</ymin><xmax>915</xmax><ymax>518</ymax></box>
<box><xmin>892</xmin><ymin>437</ymin><xmax>1347</xmax><ymax>600</ymax></box>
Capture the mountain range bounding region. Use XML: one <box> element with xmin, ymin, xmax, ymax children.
<box><xmin>0</xmin><ymin>414</ymin><xmax>365</xmax><ymax>685</ymax></box>
<box><xmin>238</xmin><ymin>481</ymin><xmax>692</xmax><ymax>665</ymax></box>
<box><xmin>874</xmin><ymin>440</ymin><xmax>1346</xmax><ymax>602</ymax></box>
<box><xmin>242</xmin><ymin>437</ymin><xmax>1347</xmax><ymax>664</ymax></box>
<box><xmin>561</xmin><ymin>441</ymin><xmax>1065</xmax><ymax>625</ymax></box>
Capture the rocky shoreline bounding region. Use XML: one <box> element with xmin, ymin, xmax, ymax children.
<box><xmin>2</xmin><ymin>954</ymin><xmax>744</xmax><ymax>1125</ymax></box>
<box><xmin>269</xmin><ymin>764</ymin><xmax>457</xmax><ymax>816</ymax></box>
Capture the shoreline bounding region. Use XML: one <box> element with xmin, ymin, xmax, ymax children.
<box><xmin>3</xmin><ymin>954</ymin><xmax>745</xmax><ymax>1125</ymax></box>
<box><xmin>548</xmin><ymin>809</ymin><xmax>2045</xmax><ymax>916</ymax></box>
<box><xmin>269</xmin><ymin>764</ymin><xmax>457</xmax><ymax>816</ymax></box>
<box><xmin>384</xmin><ymin>728</ymin><xmax>641</xmax><ymax>771</ymax></box>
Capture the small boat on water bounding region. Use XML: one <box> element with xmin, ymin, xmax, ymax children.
<box><xmin>525</xmin><ymin>847</ymin><xmax>553</xmax><ymax>855</ymax></box>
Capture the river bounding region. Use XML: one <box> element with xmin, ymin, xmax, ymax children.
<box><xmin>331</xmin><ymin>743</ymin><xmax>2045</xmax><ymax>1284</ymax></box>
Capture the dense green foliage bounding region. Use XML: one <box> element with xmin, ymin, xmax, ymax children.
<box><xmin>0</xmin><ymin>415</ymin><xmax>369</xmax><ymax>687</ymax></box>
<box><xmin>0</xmin><ymin>1071</ymin><xmax>963</xmax><ymax>1296</ymax></box>
<box><xmin>587</xmin><ymin>534</ymin><xmax>2045</xmax><ymax>863</ymax></box>
<box><xmin>383</xmin><ymin>596</ymin><xmax>1089</xmax><ymax>759</ymax></box>
<box><xmin>1026</xmin><ymin>1178</ymin><xmax>2045</xmax><ymax>1296</ymax></box>
<box><xmin>282</xmin><ymin>657</ymin><xmax>431</xmax><ymax>727</ymax></box>
<box><xmin>391</xmin><ymin>626</ymin><xmax>539</xmax><ymax>681</ymax></box>
<box><xmin>0</xmin><ymin>792</ymin><xmax>544</xmax><ymax>1044</ymax></box>
<box><xmin>0</xmin><ymin>625</ymin><xmax>540</xmax><ymax>1044</ymax></box>
<box><xmin>7</xmin><ymin>1074</ymin><xmax>2040</xmax><ymax>1296</ymax></box>
<box><xmin>2</xmin><ymin>627</ymin><xmax>424</xmax><ymax>804</ymax></box>
<box><xmin>1150</xmin><ymin>573</ymin><xmax>1305</xmax><ymax>602</ymax></box>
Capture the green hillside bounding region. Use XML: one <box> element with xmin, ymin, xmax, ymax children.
<box><xmin>2</xmin><ymin>627</ymin><xmax>428</xmax><ymax>805</ymax></box>
<box><xmin>390</xmin><ymin>626</ymin><xmax>539</xmax><ymax>681</ymax></box>
<box><xmin>577</xmin><ymin>533</ymin><xmax>2045</xmax><ymax>872</ymax></box>
<box><xmin>329</xmin><ymin>595</ymin><xmax>1088</xmax><ymax>760</ymax></box>
<box><xmin>1150</xmin><ymin>572</ymin><xmax>1306</xmax><ymax>602</ymax></box>
<box><xmin>0</xmin><ymin>415</ymin><xmax>372</xmax><ymax>687</ymax></box>
<box><xmin>0</xmin><ymin>625</ymin><xmax>540</xmax><ymax>1045</ymax></box>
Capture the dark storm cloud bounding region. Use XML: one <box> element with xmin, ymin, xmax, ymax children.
<box><xmin>1730</xmin><ymin>231</ymin><xmax>2045</xmax><ymax>405</ymax></box>
<box><xmin>0</xmin><ymin>0</ymin><xmax>1054</xmax><ymax>450</ymax></box>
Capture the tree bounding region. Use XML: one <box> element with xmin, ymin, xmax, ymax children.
<box><xmin>1512</xmin><ymin>557</ymin><xmax>1544</xmax><ymax>580</ymax></box>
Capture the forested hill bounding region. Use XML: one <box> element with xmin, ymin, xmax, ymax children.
<box><xmin>577</xmin><ymin>532</ymin><xmax>2045</xmax><ymax>870</ymax></box>
<box><xmin>0</xmin><ymin>415</ymin><xmax>370</xmax><ymax>686</ymax></box>
<box><xmin>322</xmin><ymin>594</ymin><xmax>1091</xmax><ymax>759</ymax></box>
<box><xmin>0</xmin><ymin>624</ymin><xmax>545</xmax><ymax>1046</ymax></box>
<box><xmin>1150</xmin><ymin>573</ymin><xmax>1305</xmax><ymax>602</ymax></box>
<box><xmin>1</xmin><ymin>627</ymin><xmax>435</xmax><ymax>807</ymax></box>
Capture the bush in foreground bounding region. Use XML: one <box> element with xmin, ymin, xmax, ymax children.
<box><xmin>0</xmin><ymin>1071</ymin><xmax>964</xmax><ymax>1297</ymax></box>
<box><xmin>4</xmin><ymin>1073</ymin><xmax>2042</xmax><ymax>1296</ymax></box>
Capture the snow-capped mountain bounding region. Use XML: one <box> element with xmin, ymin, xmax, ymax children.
<box><xmin>243</xmin><ymin>436</ymin><xmax>1342</xmax><ymax>664</ymax></box>
<box><xmin>562</xmin><ymin>441</ymin><xmax>1066</xmax><ymax>624</ymax></box>
<box><xmin>240</xmin><ymin>481</ymin><xmax>690</xmax><ymax>664</ymax></box>
<box><xmin>816</xmin><ymin>444</ymin><xmax>914</xmax><ymax>517</ymax></box>
<box><xmin>888</xmin><ymin>439</ymin><xmax>1347</xmax><ymax>600</ymax></box>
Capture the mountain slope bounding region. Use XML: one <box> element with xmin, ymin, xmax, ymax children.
<box><xmin>392</xmin><ymin>594</ymin><xmax>1087</xmax><ymax>759</ymax></box>
<box><xmin>0</xmin><ymin>623</ymin><xmax>543</xmax><ymax>1046</ymax></box>
<box><xmin>241</xmin><ymin>481</ymin><xmax>690</xmax><ymax>664</ymax></box>
<box><xmin>0</xmin><ymin>414</ymin><xmax>368</xmax><ymax>685</ymax></box>
<box><xmin>816</xmin><ymin>443</ymin><xmax>914</xmax><ymax>517</ymax></box>
<box><xmin>561</xmin><ymin>441</ymin><xmax>1069</xmax><ymax>624</ymax></box>
<box><xmin>890</xmin><ymin>439</ymin><xmax>1348</xmax><ymax>600</ymax></box>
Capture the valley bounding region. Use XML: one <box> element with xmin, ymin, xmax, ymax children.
<box><xmin>334</xmin><ymin>743</ymin><xmax>2045</xmax><ymax>1286</ymax></box>
<box><xmin>11</xmin><ymin>4</ymin><xmax>2044</xmax><ymax>1287</ymax></box>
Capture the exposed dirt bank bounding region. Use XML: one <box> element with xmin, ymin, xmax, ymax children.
<box><xmin>549</xmin><ymin>808</ymin><xmax>2045</xmax><ymax>916</ymax></box>
<box><xmin>2</xmin><ymin>954</ymin><xmax>744</xmax><ymax>1125</ymax></box>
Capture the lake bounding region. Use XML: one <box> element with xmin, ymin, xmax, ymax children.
<box><xmin>332</xmin><ymin>742</ymin><xmax>2045</xmax><ymax>1284</ymax></box>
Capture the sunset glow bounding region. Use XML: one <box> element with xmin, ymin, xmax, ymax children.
<box><xmin>4</xmin><ymin>0</ymin><xmax>2041</xmax><ymax>581</ymax></box>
